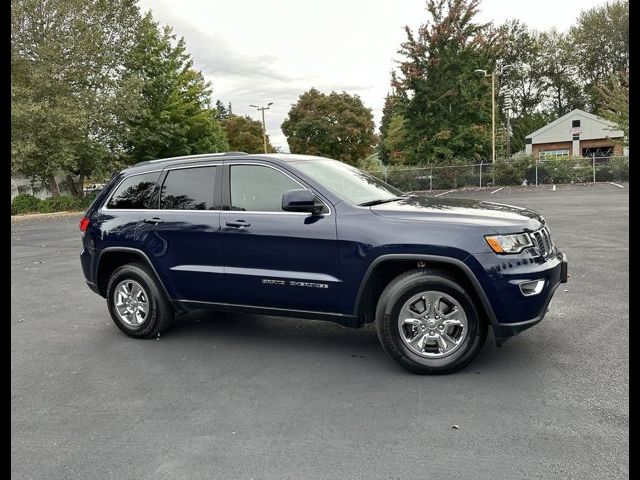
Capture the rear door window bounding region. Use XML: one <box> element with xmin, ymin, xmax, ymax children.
<box><xmin>106</xmin><ymin>172</ymin><xmax>160</xmax><ymax>209</ymax></box>
<box><xmin>160</xmin><ymin>166</ymin><xmax>217</xmax><ymax>210</ymax></box>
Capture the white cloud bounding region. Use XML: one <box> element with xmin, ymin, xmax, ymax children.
<box><xmin>138</xmin><ymin>0</ymin><xmax>609</xmax><ymax>151</ymax></box>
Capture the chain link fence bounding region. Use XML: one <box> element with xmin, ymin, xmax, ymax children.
<box><xmin>364</xmin><ymin>156</ymin><xmax>629</xmax><ymax>192</ymax></box>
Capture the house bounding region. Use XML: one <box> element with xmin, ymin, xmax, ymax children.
<box><xmin>524</xmin><ymin>109</ymin><xmax>626</xmax><ymax>159</ymax></box>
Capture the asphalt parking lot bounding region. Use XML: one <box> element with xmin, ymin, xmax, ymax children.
<box><xmin>11</xmin><ymin>183</ymin><xmax>628</xmax><ymax>479</ymax></box>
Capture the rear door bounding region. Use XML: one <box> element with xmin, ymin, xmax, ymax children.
<box><xmin>136</xmin><ymin>163</ymin><xmax>224</xmax><ymax>303</ymax></box>
<box><xmin>219</xmin><ymin>162</ymin><xmax>340</xmax><ymax>313</ymax></box>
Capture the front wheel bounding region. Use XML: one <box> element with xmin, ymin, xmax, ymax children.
<box><xmin>375</xmin><ymin>269</ymin><xmax>487</xmax><ymax>374</ymax></box>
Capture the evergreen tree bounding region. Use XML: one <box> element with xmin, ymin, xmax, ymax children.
<box><xmin>123</xmin><ymin>13</ymin><xmax>228</xmax><ymax>163</ymax></box>
<box><xmin>395</xmin><ymin>0</ymin><xmax>499</xmax><ymax>164</ymax></box>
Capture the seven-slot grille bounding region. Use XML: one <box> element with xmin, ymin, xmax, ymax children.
<box><xmin>530</xmin><ymin>226</ymin><xmax>555</xmax><ymax>258</ymax></box>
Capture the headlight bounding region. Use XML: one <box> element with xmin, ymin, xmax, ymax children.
<box><xmin>485</xmin><ymin>233</ymin><xmax>532</xmax><ymax>254</ymax></box>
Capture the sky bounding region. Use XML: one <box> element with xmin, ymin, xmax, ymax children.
<box><xmin>138</xmin><ymin>0</ymin><xmax>609</xmax><ymax>151</ymax></box>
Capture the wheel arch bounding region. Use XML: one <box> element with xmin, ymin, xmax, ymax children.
<box><xmin>96</xmin><ymin>247</ymin><xmax>170</xmax><ymax>299</ymax></box>
<box><xmin>354</xmin><ymin>254</ymin><xmax>498</xmax><ymax>327</ymax></box>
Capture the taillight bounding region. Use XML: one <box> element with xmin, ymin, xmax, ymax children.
<box><xmin>79</xmin><ymin>217</ymin><xmax>90</xmax><ymax>232</ymax></box>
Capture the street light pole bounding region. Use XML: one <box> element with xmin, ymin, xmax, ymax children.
<box><xmin>249</xmin><ymin>102</ymin><xmax>273</xmax><ymax>153</ymax></box>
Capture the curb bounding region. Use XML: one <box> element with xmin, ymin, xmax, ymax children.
<box><xmin>11</xmin><ymin>210</ymin><xmax>85</xmax><ymax>223</ymax></box>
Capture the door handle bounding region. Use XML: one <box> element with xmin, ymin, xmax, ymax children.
<box><xmin>226</xmin><ymin>220</ymin><xmax>251</xmax><ymax>228</ymax></box>
<box><xmin>143</xmin><ymin>217</ymin><xmax>164</xmax><ymax>225</ymax></box>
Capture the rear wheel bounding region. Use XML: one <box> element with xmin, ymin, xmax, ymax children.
<box><xmin>106</xmin><ymin>263</ymin><xmax>174</xmax><ymax>339</ymax></box>
<box><xmin>375</xmin><ymin>269</ymin><xmax>487</xmax><ymax>374</ymax></box>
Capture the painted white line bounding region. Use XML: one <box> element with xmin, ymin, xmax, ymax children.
<box><xmin>434</xmin><ymin>190</ymin><xmax>455</xmax><ymax>197</ymax></box>
<box><xmin>490</xmin><ymin>187</ymin><xmax>504</xmax><ymax>194</ymax></box>
<box><xmin>609</xmin><ymin>182</ymin><xmax>625</xmax><ymax>188</ymax></box>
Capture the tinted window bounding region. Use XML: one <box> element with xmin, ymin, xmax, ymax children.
<box><xmin>160</xmin><ymin>166</ymin><xmax>217</xmax><ymax>210</ymax></box>
<box><xmin>107</xmin><ymin>172</ymin><xmax>160</xmax><ymax>209</ymax></box>
<box><xmin>230</xmin><ymin>165</ymin><xmax>302</xmax><ymax>212</ymax></box>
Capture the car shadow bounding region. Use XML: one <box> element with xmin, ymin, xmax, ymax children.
<box><xmin>160</xmin><ymin>310</ymin><xmax>514</xmax><ymax>375</ymax></box>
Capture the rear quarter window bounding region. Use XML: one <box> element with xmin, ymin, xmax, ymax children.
<box><xmin>106</xmin><ymin>172</ymin><xmax>161</xmax><ymax>209</ymax></box>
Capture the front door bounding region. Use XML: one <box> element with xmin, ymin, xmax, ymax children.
<box><xmin>136</xmin><ymin>163</ymin><xmax>224</xmax><ymax>303</ymax></box>
<box><xmin>219</xmin><ymin>163</ymin><xmax>340</xmax><ymax>313</ymax></box>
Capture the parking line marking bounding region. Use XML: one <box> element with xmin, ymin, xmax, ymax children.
<box><xmin>490</xmin><ymin>187</ymin><xmax>504</xmax><ymax>194</ymax></box>
<box><xmin>609</xmin><ymin>182</ymin><xmax>625</xmax><ymax>188</ymax></box>
<box><xmin>434</xmin><ymin>190</ymin><xmax>455</xmax><ymax>197</ymax></box>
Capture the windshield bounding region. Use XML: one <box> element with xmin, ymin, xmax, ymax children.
<box><xmin>290</xmin><ymin>159</ymin><xmax>403</xmax><ymax>205</ymax></box>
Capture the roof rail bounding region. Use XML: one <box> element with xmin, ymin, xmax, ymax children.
<box><xmin>134</xmin><ymin>151</ymin><xmax>249</xmax><ymax>167</ymax></box>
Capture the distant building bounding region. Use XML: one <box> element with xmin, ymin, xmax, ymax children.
<box><xmin>525</xmin><ymin>109</ymin><xmax>626</xmax><ymax>159</ymax></box>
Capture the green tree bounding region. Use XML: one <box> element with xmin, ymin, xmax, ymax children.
<box><xmin>494</xmin><ymin>21</ymin><xmax>546</xmax><ymax>116</ymax></box>
<box><xmin>223</xmin><ymin>115</ymin><xmax>275</xmax><ymax>153</ymax></box>
<box><xmin>492</xmin><ymin>20</ymin><xmax>552</xmax><ymax>154</ymax></box>
<box><xmin>570</xmin><ymin>0</ymin><xmax>628</xmax><ymax>109</ymax></box>
<box><xmin>383</xmin><ymin>114</ymin><xmax>410</xmax><ymax>164</ymax></box>
<box><xmin>537</xmin><ymin>29</ymin><xmax>586</xmax><ymax>116</ymax></box>
<box><xmin>395</xmin><ymin>0</ymin><xmax>499</xmax><ymax>164</ymax></box>
<box><xmin>281</xmin><ymin>88</ymin><xmax>376</xmax><ymax>165</ymax></box>
<box><xmin>123</xmin><ymin>13</ymin><xmax>228</xmax><ymax>163</ymax></box>
<box><xmin>377</xmin><ymin>72</ymin><xmax>409</xmax><ymax>164</ymax></box>
<box><xmin>596</xmin><ymin>72</ymin><xmax>628</xmax><ymax>148</ymax></box>
<box><xmin>11</xmin><ymin>0</ymin><xmax>141</xmax><ymax>195</ymax></box>
<box><xmin>214</xmin><ymin>100</ymin><xmax>233</xmax><ymax>120</ymax></box>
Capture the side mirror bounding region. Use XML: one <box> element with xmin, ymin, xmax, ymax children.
<box><xmin>282</xmin><ymin>189</ymin><xmax>323</xmax><ymax>215</ymax></box>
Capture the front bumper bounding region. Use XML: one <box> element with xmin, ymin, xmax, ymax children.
<box><xmin>469</xmin><ymin>251</ymin><xmax>568</xmax><ymax>343</ymax></box>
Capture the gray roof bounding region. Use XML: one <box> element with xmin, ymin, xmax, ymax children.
<box><xmin>526</xmin><ymin>109</ymin><xmax>623</xmax><ymax>141</ymax></box>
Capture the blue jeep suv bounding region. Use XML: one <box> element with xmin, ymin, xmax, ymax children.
<box><xmin>80</xmin><ymin>152</ymin><xmax>568</xmax><ymax>374</ymax></box>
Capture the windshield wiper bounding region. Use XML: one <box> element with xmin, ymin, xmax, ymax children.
<box><xmin>358</xmin><ymin>197</ymin><xmax>405</xmax><ymax>207</ymax></box>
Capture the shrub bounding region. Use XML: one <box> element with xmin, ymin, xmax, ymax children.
<box><xmin>38</xmin><ymin>195</ymin><xmax>83</xmax><ymax>213</ymax></box>
<box><xmin>494</xmin><ymin>157</ymin><xmax>533</xmax><ymax>185</ymax></box>
<box><xmin>594</xmin><ymin>166</ymin><xmax>614</xmax><ymax>182</ymax></box>
<box><xmin>609</xmin><ymin>157</ymin><xmax>629</xmax><ymax>181</ymax></box>
<box><xmin>81</xmin><ymin>191</ymin><xmax>100</xmax><ymax>208</ymax></box>
<box><xmin>11</xmin><ymin>194</ymin><xmax>42</xmax><ymax>215</ymax></box>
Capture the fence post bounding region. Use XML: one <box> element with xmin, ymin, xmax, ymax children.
<box><xmin>592</xmin><ymin>153</ymin><xmax>596</xmax><ymax>183</ymax></box>
<box><xmin>429</xmin><ymin>167</ymin><xmax>433</xmax><ymax>192</ymax></box>
<box><xmin>479</xmin><ymin>161</ymin><xmax>483</xmax><ymax>188</ymax></box>
<box><xmin>535</xmin><ymin>157</ymin><xmax>538</xmax><ymax>186</ymax></box>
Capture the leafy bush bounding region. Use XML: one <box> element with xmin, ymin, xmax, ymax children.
<box><xmin>494</xmin><ymin>157</ymin><xmax>533</xmax><ymax>185</ymax></box>
<box><xmin>608</xmin><ymin>157</ymin><xmax>629</xmax><ymax>181</ymax></box>
<box><xmin>11</xmin><ymin>193</ymin><xmax>89</xmax><ymax>215</ymax></box>
<box><xmin>81</xmin><ymin>191</ymin><xmax>100</xmax><ymax>208</ymax></box>
<box><xmin>11</xmin><ymin>194</ymin><xmax>42</xmax><ymax>215</ymax></box>
<box><xmin>38</xmin><ymin>195</ymin><xmax>83</xmax><ymax>213</ymax></box>
<box><xmin>594</xmin><ymin>165</ymin><xmax>614</xmax><ymax>182</ymax></box>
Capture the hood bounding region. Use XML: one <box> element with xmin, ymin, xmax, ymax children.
<box><xmin>370</xmin><ymin>194</ymin><xmax>544</xmax><ymax>233</ymax></box>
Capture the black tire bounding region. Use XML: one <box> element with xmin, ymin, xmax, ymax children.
<box><xmin>375</xmin><ymin>268</ymin><xmax>487</xmax><ymax>374</ymax></box>
<box><xmin>106</xmin><ymin>262</ymin><xmax>174</xmax><ymax>339</ymax></box>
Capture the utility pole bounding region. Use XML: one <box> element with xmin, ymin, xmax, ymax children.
<box><xmin>475</xmin><ymin>65</ymin><xmax>513</xmax><ymax>164</ymax></box>
<box><xmin>491</xmin><ymin>72</ymin><xmax>495</xmax><ymax>163</ymax></box>
<box><xmin>249</xmin><ymin>102</ymin><xmax>273</xmax><ymax>153</ymax></box>
<box><xmin>504</xmin><ymin>90</ymin><xmax>512</xmax><ymax>157</ymax></box>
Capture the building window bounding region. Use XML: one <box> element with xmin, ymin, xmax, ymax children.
<box><xmin>572</xmin><ymin>120</ymin><xmax>581</xmax><ymax>127</ymax></box>
<box><xmin>582</xmin><ymin>147</ymin><xmax>614</xmax><ymax>159</ymax></box>
<box><xmin>539</xmin><ymin>149</ymin><xmax>569</xmax><ymax>159</ymax></box>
